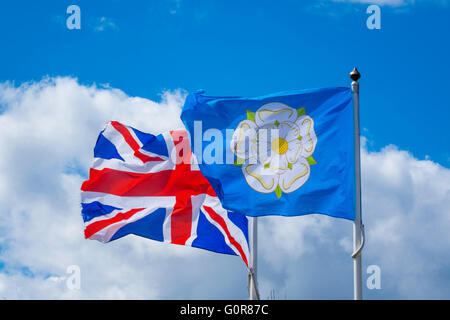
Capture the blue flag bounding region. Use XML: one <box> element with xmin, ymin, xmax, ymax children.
<box><xmin>181</xmin><ymin>87</ymin><xmax>355</xmax><ymax>220</ymax></box>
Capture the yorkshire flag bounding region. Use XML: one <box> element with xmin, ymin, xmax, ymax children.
<box><xmin>180</xmin><ymin>87</ymin><xmax>356</xmax><ymax>220</ymax></box>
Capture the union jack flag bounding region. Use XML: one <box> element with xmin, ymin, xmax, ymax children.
<box><xmin>81</xmin><ymin>121</ymin><xmax>250</xmax><ymax>267</ymax></box>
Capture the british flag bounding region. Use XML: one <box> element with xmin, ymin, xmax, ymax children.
<box><xmin>81</xmin><ymin>121</ymin><xmax>250</xmax><ymax>267</ymax></box>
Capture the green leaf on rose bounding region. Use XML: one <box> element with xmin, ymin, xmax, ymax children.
<box><xmin>275</xmin><ymin>185</ymin><xmax>282</xmax><ymax>199</ymax></box>
<box><xmin>247</xmin><ymin>110</ymin><xmax>256</xmax><ymax>121</ymax></box>
<box><xmin>297</xmin><ymin>107</ymin><xmax>306</xmax><ymax>117</ymax></box>
<box><xmin>306</xmin><ymin>156</ymin><xmax>317</xmax><ymax>165</ymax></box>
<box><xmin>234</xmin><ymin>157</ymin><xmax>245</xmax><ymax>166</ymax></box>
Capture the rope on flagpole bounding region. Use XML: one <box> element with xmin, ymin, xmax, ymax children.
<box><xmin>351</xmin><ymin>223</ymin><xmax>365</xmax><ymax>259</ymax></box>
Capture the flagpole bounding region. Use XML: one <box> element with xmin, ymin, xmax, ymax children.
<box><xmin>249</xmin><ymin>217</ymin><xmax>260</xmax><ymax>300</ymax></box>
<box><xmin>350</xmin><ymin>67</ymin><xmax>364</xmax><ymax>300</ymax></box>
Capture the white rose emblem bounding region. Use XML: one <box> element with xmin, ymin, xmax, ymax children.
<box><xmin>230</xmin><ymin>102</ymin><xmax>318</xmax><ymax>198</ymax></box>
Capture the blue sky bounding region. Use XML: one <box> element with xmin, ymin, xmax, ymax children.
<box><xmin>0</xmin><ymin>0</ymin><xmax>449</xmax><ymax>166</ymax></box>
<box><xmin>0</xmin><ymin>0</ymin><xmax>449</xmax><ymax>300</ymax></box>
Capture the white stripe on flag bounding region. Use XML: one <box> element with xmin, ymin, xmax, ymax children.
<box><xmin>162</xmin><ymin>207</ymin><xmax>173</xmax><ymax>243</ymax></box>
<box><xmin>91</xmin><ymin>157</ymin><xmax>175</xmax><ymax>174</ymax></box>
<box><xmin>84</xmin><ymin>208</ymin><xmax>124</xmax><ymax>227</ymax></box>
<box><xmin>81</xmin><ymin>192</ymin><xmax>176</xmax><ymax>209</ymax></box>
<box><xmin>184</xmin><ymin>194</ymin><xmax>205</xmax><ymax>246</ymax></box>
<box><xmin>89</xmin><ymin>207</ymin><xmax>159</xmax><ymax>243</ymax></box>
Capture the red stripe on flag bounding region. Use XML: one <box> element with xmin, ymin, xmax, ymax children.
<box><xmin>111</xmin><ymin>121</ymin><xmax>164</xmax><ymax>163</ymax></box>
<box><xmin>170</xmin><ymin>193</ymin><xmax>193</xmax><ymax>245</ymax></box>
<box><xmin>81</xmin><ymin>168</ymin><xmax>215</xmax><ymax>197</ymax></box>
<box><xmin>84</xmin><ymin>208</ymin><xmax>144</xmax><ymax>239</ymax></box>
<box><xmin>202</xmin><ymin>206</ymin><xmax>249</xmax><ymax>267</ymax></box>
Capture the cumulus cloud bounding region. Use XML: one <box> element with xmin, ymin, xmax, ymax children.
<box><xmin>0</xmin><ymin>78</ymin><xmax>250</xmax><ymax>299</ymax></box>
<box><xmin>94</xmin><ymin>17</ymin><xmax>118</xmax><ymax>32</ymax></box>
<box><xmin>361</xmin><ymin>144</ymin><xmax>450</xmax><ymax>298</ymax></box>
<box><xmin>257</xmin><ymin>142</ymin><xmax>450</xmax><ymax>299</ymax></box>
<box><xmin>0</xmin><ymin>77</ymin><xmax>449</xmax><ymax>299</ymax></box>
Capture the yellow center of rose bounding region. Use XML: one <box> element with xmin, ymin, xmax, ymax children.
<box><xmin>271</xmin><ymin>137</ymin><xmax>288</xmax><ymax>155</ymax></box>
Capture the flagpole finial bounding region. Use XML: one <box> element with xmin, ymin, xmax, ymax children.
<box><xmin>350</xmin><ymin>67</ymin><xmax>361</xmax><ymax>82</ymax></box>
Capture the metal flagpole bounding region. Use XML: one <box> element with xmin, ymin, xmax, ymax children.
<box><xmin>350</xmin><ymin>67</ymin><xmax>365</xmax><ymax>300</ymax></box>
<box><xmin>249</xmin><ymin>217</ymin><xmax>260</xmax><ymax>300</ymax></box>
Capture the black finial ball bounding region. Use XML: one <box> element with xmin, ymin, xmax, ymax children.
<box><xmin>350</xmin><ymin>67</ymin><xmax>361</xmax><ymax>81</ymax></box>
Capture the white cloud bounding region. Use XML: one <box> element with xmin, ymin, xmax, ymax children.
<box><xmin>361</xmin><ymin>145</ymin><xmax>450</xmax><ymax>298</ymax></box>
<box><xmin>256</xmin><ymin>143</ymin><xmax>450</xmax><ymax>299</ymax></box>
<box><xmin>95</xmin><ymin>17</ymin><xmax>118</xmax><ymax>32</ymax></box>
<box><xmin>0</xmin><ymin>77</ymin><xmax>449</xmax><ymax>299</ymax></box>
<box><xmin>0</xmin><ymin>78</ymin><xmax>250</xmax><ymax>299</ymax></box>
